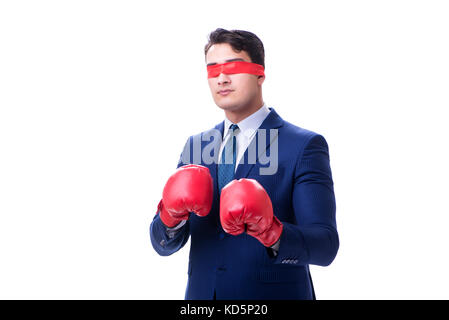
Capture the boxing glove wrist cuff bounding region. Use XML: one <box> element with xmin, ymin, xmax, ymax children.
<box><xmin>157</xmin><ymin>199</ymin><xmax>183</xmax><ymax>228</ymax></box>
<box><xmin>255</xmin><ymin>216</ymin><xmax>283</xmax><ymax>247</ymax></box>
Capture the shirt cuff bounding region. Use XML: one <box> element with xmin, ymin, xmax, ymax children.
<box><xmin>269</xmin><ymin>239</ymin><xmax>280</xmax><ymax>257</ymax></box>
<box><xmin>165</xmin><ymin>219</ymin><xmax>187</xmax><ymax>238</ymax></box>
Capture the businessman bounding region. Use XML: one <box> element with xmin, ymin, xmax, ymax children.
<box><xmin>150</xmin><ymin>28</ymin><xmax>339</xmax><ymax>300</ymax></box>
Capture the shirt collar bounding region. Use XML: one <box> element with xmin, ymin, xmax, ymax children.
<box><xmin>223</xmin><ymin>102</ymin><xmax>271</xmax><ymax>139</ymax></box>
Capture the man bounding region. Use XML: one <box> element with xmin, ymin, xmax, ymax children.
<box><xmin>150</xmin><ymin>28</ymin><xmax>339</xmax><ymax>300</ymax></box>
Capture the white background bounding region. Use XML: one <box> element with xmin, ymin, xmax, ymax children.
<box><xmin>1</xmin><ymin>0</ymin><xmax>448</xmax><ymax>299</ymax></box>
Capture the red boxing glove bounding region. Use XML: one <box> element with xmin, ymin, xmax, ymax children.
<box><xmin>158</xmin><ymin>164</ymin><xmax>213</xmax><ymax>228</ymax></box>
<box><xmin>220</xmin><ymin>178</ymin><xmax>283</xmax><ymax>247</ymax></box>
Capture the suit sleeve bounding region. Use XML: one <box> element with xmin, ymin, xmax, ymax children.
<box><xmin>149</xmin><ymin>137</ymin><xmax>192</xmax><ymax>256</ymax></box>
<box><xmin>273</xmin><ymin>134</ymin><xmax>339</xmax><ymax>266</ymax></box>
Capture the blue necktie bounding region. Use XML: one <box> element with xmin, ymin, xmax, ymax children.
<box><xmin>218</xmin><ymin>124</ymin><xmax>239</xmax><ymax>192</ymax></box>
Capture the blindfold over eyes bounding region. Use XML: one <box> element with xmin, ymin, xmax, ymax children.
<box><xmin>207</xmin><ymin>61</ymin><xmax>265</xmax><ymax>78</ymax></box>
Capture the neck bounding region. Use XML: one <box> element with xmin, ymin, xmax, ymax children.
<box><xmin>225</xmin><ymin>97</ymin><xmax>264</xmax><ymax>124</ymax></box>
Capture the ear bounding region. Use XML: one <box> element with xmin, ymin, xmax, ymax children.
<box><xmin>257</xmin><ymin>75</ymin><xmax>265</xmax><ymax>85</ymax></box>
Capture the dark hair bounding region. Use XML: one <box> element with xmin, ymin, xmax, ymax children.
<box><xmin>204</xmin><ymin>28</ymin><xmax>265</xmax><ymax>68</ymax></box>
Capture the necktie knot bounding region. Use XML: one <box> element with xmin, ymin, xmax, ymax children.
<box><xmin>229</xmin><ymin>123</ymin><xmax>239</xmax><ymax>132</ymax></box>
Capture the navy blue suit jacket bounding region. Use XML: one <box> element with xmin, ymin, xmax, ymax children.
<box><xmin>150</xmin><ymin>108</ymin><xmax>339</xmax><ymax>300</ymax></box>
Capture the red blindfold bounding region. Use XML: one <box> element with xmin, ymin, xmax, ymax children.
<box><xmin>207</xmin><ymin>61</ymin><xmax>265</xmax><ymax>78</ymax></box>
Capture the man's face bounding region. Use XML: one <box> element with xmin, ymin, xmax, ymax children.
<box><xmin>206</xmin><ymin>43</ymin><xmax>264</xmax><ymax>113</ymax></box>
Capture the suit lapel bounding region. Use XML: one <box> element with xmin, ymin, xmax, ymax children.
<box><xmin>201</xmin><ymin>121</ymin><xmax>224</xmax><ymax>200</ymax></box>
<box><xmin>211</xmin><ymin>121</ymin><xmax>224</xmax><ymax>185</ymax></box>
<box><xmin>235</xmin><ymin>108</ymin><xmax>284</xmax><ymax>179</ymax></box>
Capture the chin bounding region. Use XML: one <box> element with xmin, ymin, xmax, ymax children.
<box><xmin>215</xmin><ymin>99</ymin><xmax>241</xmax><ymax>111</ymax></box>
<box><xmin>217</xmin><ymin>103</ymin><xmax>233</xmax><ymax>110</ymax></box>
<box><xmin>217</xmin><ymin>103</ymin><xmax>234</xmax><ymax>111</ymax></box>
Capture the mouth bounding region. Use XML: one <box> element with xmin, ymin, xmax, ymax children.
<box><xmin>218</xmin><ymin>89</ymin><xmax>234</xmax><ymax>96</ymax></box>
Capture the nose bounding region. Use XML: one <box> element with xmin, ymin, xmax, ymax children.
<box><xmin>217</xmin><ymin>73</ymin><xmax>231</xmax><ymax>85</ymax></box>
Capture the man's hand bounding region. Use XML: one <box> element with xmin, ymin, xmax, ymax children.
<box><xmin>158</xmin><ymin>164</ymin><xmax>213</xmax><ymax>228</ymax></box>
<box><xmin>220</xmin><ymin>178</ymin><xmax>283</xmax><ymax>247</ymax></box>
